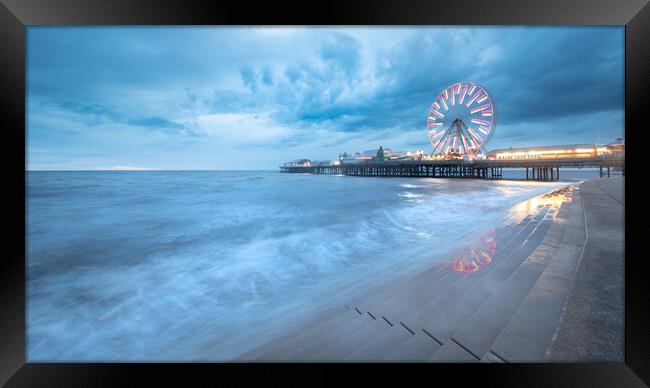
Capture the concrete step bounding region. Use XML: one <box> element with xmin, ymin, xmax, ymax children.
<box><xmin>422</xmin><ymin>215</ymin><xmax>553</xmax><ymax>343</ymax></box>
<box><xmin>355</xmin><ymin>261</ymin><xmax>451</xmax><ymax>315</ymax></box>
<box><xmin>379</xmin><ymin>270</ymin><xmax>466</xmax><ymax>323</ymax></box>
<box><xmin>490</xmin><ymin>190</ymin><xmax>586</xmax><ymax>362</ymax></box>
<box><xmin>236</xmin><ymin>306</ymin><xmax>349</xmax><ymax>361</ymax></box>
<box><xmin>480</xmin><ymin>351</ymin><xmax>506</xmax><ymax>363</ymax></box>
<box><xmin>489</xmin><ymin>243</ymin><xmax>582</xmax><ymax>361</ymax></box>
<box><xmin>426</xmin><ymin>191</ymin><xmax>572</xmax><ymax>362</ymax></box>
<box><xmin>558</xmin><ymin>189</ymin><xmax>587</xmax><ymax>249</ymax></box>
<box><xmin>377</xmin><ymin>219</ymin><xmax>535</xmax><ymax>323</ymax></box>
<box><xmin>344</xmin><ymin>206</ymin><xmax>553</xmax><ymax>361</ymax></box>
<box><xmin>344</xmin><ymin>209</ymin><xmax>547</xmax><ymax>359</ymax></box>
<box><xmin>382</xmin><ymin>331</ymin><xmax>441</xmax><ymax>361</ymax></box>
<box><xmin>360</xmin><ymin>207</ymin><xmax>545</xmax><ymax>320</ymax></box>
<box><xmin>279</xmin><ymin>311</ymin><xmax>374</xmax><ymax>361</ymax></box>
<box><xmin>400</xmin><ymin>213</ymin><xmax>548</xmax><ymax>331</ymax></box>
<box><xmin>307</xmin><ymin>314</ymin><xmax>392</xmax><ymax>361</ymax></box>
<box><xmin>253</xmin><ymin>307</ymin><xmax>362</xmax><ymax>361</ymax></box>
<box><xmin>451</xmin><ymin>235</ymin><xmax>558</xmax><ymax>358</ymax></box>
<box><xmin>344</xmin><ymin>322</ymin><xmax>414</xmax><ymax>361</ymax></box>
<box><xmin>351</xmin><ymin>212</ymin><xmax>533</xmax><ymax>314</ymax></box>
<box><xmin>428</xmin><ymin>339</ymin><xmax>479</xmax><ymax>362</ymax></box>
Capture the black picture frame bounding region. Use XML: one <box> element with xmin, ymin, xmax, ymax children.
<box><xmin>1</xmin><ymin>0</ymin><xmax>648</xmax><ymax>386</ymax></box>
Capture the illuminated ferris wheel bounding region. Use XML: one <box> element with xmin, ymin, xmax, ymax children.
<box><xmin>427</xmin><ymin>82</ymin><xmax>496</xmax><ymax>157</ymax></box>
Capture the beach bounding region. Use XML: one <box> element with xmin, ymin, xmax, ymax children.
<box><xmin>237</xmin><ymin>177</ymin><xmax>624</xmax><ymax>362</ymax></box>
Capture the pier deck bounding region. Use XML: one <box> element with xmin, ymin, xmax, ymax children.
<box><xmin>280</xmin><ymin>156</ymin><xmax>624</xmax><ymax>181</ymax></box>
<box><xmin>235</xmin><ymin>177</ymin><xmax>624</xmax><ymax>362</ymax></box>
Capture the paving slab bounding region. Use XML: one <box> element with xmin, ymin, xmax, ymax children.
<box><xmin>547</xmin><ymin>178</ymin><xmax>624</xmax><ymax>362</ymax></box>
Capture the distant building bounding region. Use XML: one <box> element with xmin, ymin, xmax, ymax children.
<box><xmin>357</xmin><ymin>147</ymin><xmax>392</xmax><ymax>161</ymax></box>
<box><xmin>283</xmin><ymin>159</ymin><xmax>311</xmax><ymax>167</ymax></box>
<box><xmin>390</xmin><ymin>150</ymin><xmax>425</xmax><ymax>160</ymax></box>
<box><xmin>606</xmin><ymin>137</ymin><xmax>625</xmax><ymax>156</ymax></box>
<box><xmin>355</xmin><ymin>151</ymin><xmax>373</xmax><ymax>160</ymax></box>
<box><xmin>310</xmin><ymin>159</ymin><xmax>336</xmax><ymax>167</ymax></box>
<box><xmin>376</xmin><ymin>146</ymin><xmax>386</xmax><ymax>161</ymax></box>
<box><xmin>486</xmin><ymin>143</ymin><xmax>614</xmax><ymax>160</ymax></box>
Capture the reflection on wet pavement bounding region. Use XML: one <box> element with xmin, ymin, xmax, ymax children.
<box><xmin>451</xmin><ymin>186</ymin><xmax>573</xmax><ymax>274</ymax></box>
<box><xmin>451</xmin><ymin>229</ymin><xmax>497</xmax><ymax>273</ymax></box>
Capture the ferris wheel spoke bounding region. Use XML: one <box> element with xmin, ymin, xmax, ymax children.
<box><xmin>464</xmin><ymin>126</ymin><xmax>482</xmax><ymax>147</ymax></box>
<box><xmin>435</xmin><ymin>131</ymin><xmax>452</xmax><ymax>153</ymax></box>
<box><xmin>465</xmin><ymin>126</ymin><xmax>484</xmax><ymax>143</ymax></box>
<box><xmin>461</xmin><ymin>135</ymin><xmax>470</xmax><ymax>153</ymax></box>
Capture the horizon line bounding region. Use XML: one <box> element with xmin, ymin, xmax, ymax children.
<box><xmin>25</xmin><ymin>168</ymin><xmax>280</xmax><ymax>172</ymax></box>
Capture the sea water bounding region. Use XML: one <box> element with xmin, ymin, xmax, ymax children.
<box><xmin>26</xmin><ymin>170</ymin><xmax>596</xmax><ymax>361</ymax></box>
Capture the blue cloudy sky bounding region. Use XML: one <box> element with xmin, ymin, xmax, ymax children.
<box><xmin>27</xmin><ymin>26</ymin><xmax>624</xmax><ymax>170</ymax></box>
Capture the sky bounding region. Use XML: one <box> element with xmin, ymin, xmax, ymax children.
<box><xmin>27</xmin><ymin>26</ymin><xmax>624</xmax><ymax>170</ymax></box>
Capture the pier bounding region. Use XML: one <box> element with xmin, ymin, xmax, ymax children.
<box><xmin>280</xmin><ymin>156</ymin><xmax>624</xmax><ymax>181</ymax></box>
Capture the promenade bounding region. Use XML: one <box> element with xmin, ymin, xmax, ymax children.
<box><xmin>236</xmin><ymin>177</ymin><xmax>624</xmax><ymax>362</ymax></box>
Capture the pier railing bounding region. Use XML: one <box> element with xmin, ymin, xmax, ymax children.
<box><xmin>279</xmin><ymin>156</ymin><xmax>624</xmax><ymax>181</ymax></box>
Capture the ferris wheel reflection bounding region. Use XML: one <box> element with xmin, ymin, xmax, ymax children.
<box><xmin>451</xmin><ymin>228</ymin><xmax>497</xmax><ymax>273</ymax></box>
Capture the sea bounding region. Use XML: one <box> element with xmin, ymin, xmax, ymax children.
<box><xmin>26</xmin><ymin>168</ymin><xmax>601</xmax><ymax>361</ymax></box>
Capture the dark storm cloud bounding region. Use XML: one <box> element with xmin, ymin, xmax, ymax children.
<box><xmin>27</xmin><ymin>27</ymin><xmax>624</xmax><ymax>169</ymax></box>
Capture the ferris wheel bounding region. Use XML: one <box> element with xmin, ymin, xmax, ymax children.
<box><xmin>427</xmin><ymin>82</ymin><xmax>496</xmax><ymax>157</ymax></box>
